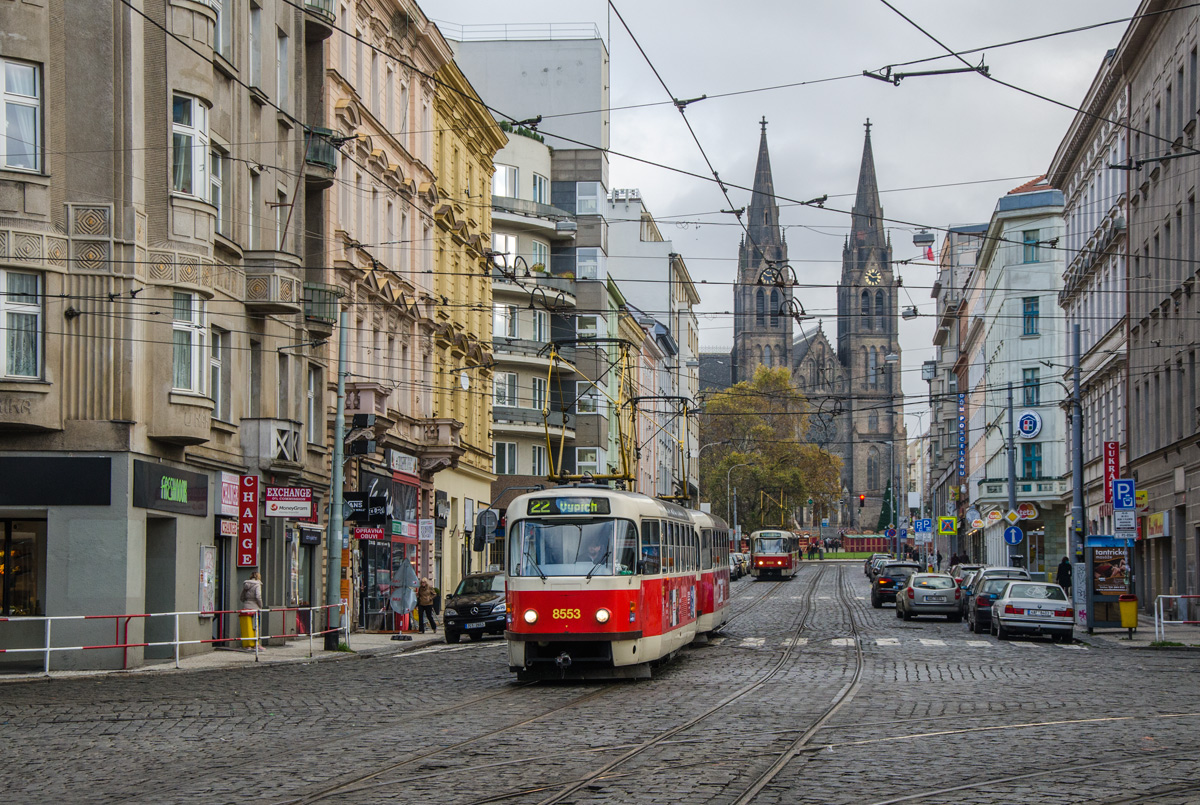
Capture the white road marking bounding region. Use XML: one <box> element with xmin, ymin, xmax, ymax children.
<box><xmin>874</xmin><ymin>637</ymin><xmax>900</xmax><ymax>645</ymax></box>
<box><xmin>741</xmin><ymin>637</ymin><xmax>766</xmax><ymax>647</ymax></box>
<box><xmin>783</xmin><ymin>637</ymin><xmax>809</xmax><ymax>646</ymax></box>
<box><xmin>918</xmin><ymin>638</ymin><xmax>947</xmax><ymax>647</ymax></box>
<box><xmin>1055</xmin><ymin>643</ymin><xmax>1087</xmax><ymax>650</ymax></box>
<box><xmin>395</xmin><ymin>645</ymin><xmax>476</xmax><ymax>658</ymax></box>
<box><xmin>963</xmin><ymin>640</ymin><xmax>991</xmax><ymax>648</ymax></box>
<box><xmin>831</xmin><ymin>637</ymin><xmax>856</xmax><ymax>646</ymax></box>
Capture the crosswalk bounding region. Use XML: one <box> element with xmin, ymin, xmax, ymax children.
<box><xmin>722</xmin><ymin>636</ymin><xmax>1086</xmax><ymax>651</ymax></box>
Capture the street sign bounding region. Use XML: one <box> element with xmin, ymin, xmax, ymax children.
<box><xmin>885</xmin><ymin>527</ymin><xmax>897</xmax><ymax>539</ymax></box>
<box><xmin>965</xmin><ymin>507</ymin><xmax>981</xmax><ymax>524</ymax></box>
<box><xmin>937</xmin><ymin>516</ymin><xmax>957</xmax><ymax>536</ymax></box>
<box><xmin>1017</xmin><ymin>410</ymin><xmax>1043</xmax><ymax>438</ymax></box>
<box><xmin>915</xmin><ymin>518</ymin><xmax>932</xmax><ymax>533</ymax></box>
<box><xmin>1003</xmin><ymin>526</ymin><xmax>1023</xmax><ymax>546</ymax></box>
<box><xmin>899</xmin><ymin>528</ymin><xmax>908</xmax><ymax>539</ymax></box>
<box><xmin>1114</xmin><ymin>509</ymin><xmax>1136</xmax><ymax>530</ymax></box>
<box><xmin>1004</xmin><ymin>510</ymin><xmax>1020</xmax><ymax>525</ymax></box>
<box><xmin>1112</xmin><ymin>479</ymin><xmax>1135</xmax><ymax>510</ymax></box>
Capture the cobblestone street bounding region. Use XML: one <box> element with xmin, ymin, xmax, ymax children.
<box><xmin>4</xmin><ymin>562</ymin><xmax>1199</xmax><ymax>804</ymax></box>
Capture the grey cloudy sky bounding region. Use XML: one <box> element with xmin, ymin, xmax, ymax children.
<box><xmin>434</xmin><ymin>0</ymin><xmax>1137</xmax><ymax>417</ymax></box>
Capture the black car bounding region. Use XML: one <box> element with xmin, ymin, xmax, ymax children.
<box><xmin>871</xmin><ymin>562</ymin><xmax>920</xmax><ymax>607</ymax></box>
<box><xmin>443</xmin><ymin>572</ymin><xmax>506</xmax><ymax>643</ymax></box>
<box><xmin>967</xmin><ymin>577</ymin><xmax>1026</xmax><ymax>634</ymax></box>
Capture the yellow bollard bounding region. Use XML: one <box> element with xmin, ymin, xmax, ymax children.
<box><xmin>239</xmin><ymin>609</ymin><xmax>257</xmax><ymax>648</ymax></box>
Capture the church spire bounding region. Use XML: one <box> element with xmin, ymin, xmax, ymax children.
<box><xmin>848</xmin><ymin>118</ymin><xmax>886</xmax><ymax>253</ymax></box>
<box><xmin>745</xmin><ymin>117</ymin><xmax>784</xmax><ymax>269</ymax></box>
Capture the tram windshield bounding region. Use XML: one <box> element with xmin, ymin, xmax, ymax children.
<box><xmin>754</xmin><ymin>536</ymin><xmax>787</xmax><ymax>554</ymax></box>
<box><xmin>509</xmin><ymin>519</ymin><xmax>638</xmax><ymax>577</ymax></box>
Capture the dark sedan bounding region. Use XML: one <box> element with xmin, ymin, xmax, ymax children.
<box><xmin>966</xmin><ymin>577</ymin><xmax>1025</xmax><ymax>634</ymax></box>
<box><xmin>443</xmin><ymin>572</ymin><xmax>506</xmax><ymax>643</ymax></box>
<box><xmin>870</xmin><ymin>562</ymin><xmax>920</xmax><ymax>607</ymax></box>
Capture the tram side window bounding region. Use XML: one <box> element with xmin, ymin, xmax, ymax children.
<box><xmin>701</xmin><ymin>528</ymin><xmax>712</xmax><ymax>570</ymax></box>
<box><xmin>667</xmin><ymin>521</ymin><xmax>677</xmax><ymax>570</ymax></box>
<box><xmin>691</xmin><ymin>528</ymin><xmax>699</xmax><ymax>571</ymax></box>
<box><xmin>617</xmin><ymin>522</ymin><xmax>637</xmax><ymax>575</ymax></box>
<box><xmin>640</xmin><ymin>519</ymin><xmax>661</xmax><ymax>574</ymax></box>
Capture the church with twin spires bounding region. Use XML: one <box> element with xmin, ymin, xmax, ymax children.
<box><xmin>727</xmin><ymin>120</ymin><xmax>906</xmax><ymax>529</ymax></box>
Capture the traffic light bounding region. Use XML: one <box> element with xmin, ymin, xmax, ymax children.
<box><xmin>858</xmin><ymin>494</ymin><xmax>866</xmax><ymax>508</ymax></box>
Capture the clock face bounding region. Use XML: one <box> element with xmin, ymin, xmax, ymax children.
<box><xmin>864</xmin><ymin>268</ymin><xmax>883</xmax><ymax>285</ymax></box>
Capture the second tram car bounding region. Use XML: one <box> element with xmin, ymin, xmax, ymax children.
<box><xmin>749</xmin><ymin>529</ymin><xmax>800</xmax><ymax>580</ymax></box>
<box><xmin>504</xmin><ymin>487</ymin><xmax>730</xmax><ymax>680</ymax></box>
<box><xmin>690</xmin><ymin>509</ymin><xmax>731</xmax><ymax>634</ymax></box>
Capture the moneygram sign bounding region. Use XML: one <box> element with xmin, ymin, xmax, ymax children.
<box><xmin>264</xmin><ymin>487</ymin><xmax>313</xmax><ymax>518</ymax></box>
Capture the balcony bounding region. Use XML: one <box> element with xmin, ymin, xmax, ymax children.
<box><xmin>492</xmin><ymin>195</ymin><xmax>577</xmax><ymax>239</ymax></box>
<box><xmin>304</xmin><ymin>127</ymin><xmax>339</xmax><ymax>189</ymax></box>
<box><xmin>344</xmin><ymin>382</ymin><xmax>391</xmax><ymax>420</ymax></box>
<box><xmin>493</xmin><ymin>406</ymin><xmax>575</xmax><ymax>436</ymax></box>
<box><xmin>492</xmin><ymin>338</ymin><xmax>575</xmax><ymax>364</ymax></box>
<box><xmin>419</xmin><ymin>418</ymin><xmax>464</xmax><ymax>475</ymax></box>
<box><xmin>242</xmin><ymin>418</ymin><xmax>304</xmax><ymax>476</ymax></box>
<box><xmin>243</xmin><ymin>252</ymin><xmax>302</xmax><ymax>313</ymax></box>
<box><xmin>304</xmin><ymin>281</ymin><xmax>342</xmax><ymax>336</ymax></box>
<box><xmin>303</xmin><ymin>0</ymin><xmax>335</xmax><ymax>41</ymax></box>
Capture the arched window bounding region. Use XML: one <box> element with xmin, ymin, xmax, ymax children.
<box><xmin>875</xmin><ymin>290</ymin><xmax>886</xmax><ymax>330</ymax></box>
<box><xmin>861</xmin><ymin>348</ymin><xmax>868</xmax><ymax>389</ymax></box>
<box><xmin>755</xmin><ymin>289</ymin><xmax>766</xmax><ymax>326</ymax></box>
<box><xmin>861</xmin><ymin>290</ymin><xmax>872</xmax><ymax>330</ymax></box>
<box><xmin>763</xmin><ymin>345</ymin><xmax>772</xmax><ymax>367</ymax></box>
<box><xmin>867</xmin><ymin>447</ymin><xmax>880</xmax><ymax>490</ymax></box>
<box><xmin>755</xmin><ymin>345</ymin><xmax>763</xmax><ymax>366</ymax></box>
<box><xmin>769</xmin><ymin>289</ymin><xmax>780</xmax><ymax>328</ymax></box>
<box><xmin>868</xmin><ymin>411</ymin><xmax>878</xmax><ymax>432</ymax></box>
<box><xmin>869</xmin><ymin>347</ymin><xmax>878</xmax><ymax>386</ymax></box>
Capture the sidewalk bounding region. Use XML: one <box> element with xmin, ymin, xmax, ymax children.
<box><xmin>1083</xmin><ymin>620</ymin><xmax>1200</xmax><ymax>649</ymax></box>
<box><xmin>0</xmin><ymin>628</ymin><xmax>449</xmax><ymax>683</ymax></box>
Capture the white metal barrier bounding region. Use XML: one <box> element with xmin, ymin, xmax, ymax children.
<box><xmin>0</xmin><ymin>604</ymin><xmax>348</xmax><ymax>674</ymax></box>
<box><xmin>1153</xmin><ymin>595</ymin><xmax>1200</xmax><ymax>642</ymax></box>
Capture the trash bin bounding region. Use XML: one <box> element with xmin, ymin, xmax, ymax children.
<box><xmin>239</xmin><ymin>609</ymin><xmax>257</xmax><ymax>648</ymax></box>
<box><xmin>1119</xmin><ymin>594</ymin><xmax>1138</xmax><ymax>632</ymax></box>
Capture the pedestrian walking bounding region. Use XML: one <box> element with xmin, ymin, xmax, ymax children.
<box><xmin>1056</xmin><ymin>556</ymin><xmax>1072</xmax><ymax>594</ymax></box>
<box><xmin>936</xmin><ymin>551</ymin><xmax>943</xmax><ymax>571</ymax></box>
<box><xmin>239</xmin><ymin>571</ymin><xmax>264</xmax><ymax>648</ymax></box>
<box><xmin>950</xmin><ymin>552</ymin><xmax>959</xmax><ymax>567</ymax></box>
<box><xmin>417</xmin><ymin>577</ymin><xmax>438</xmax><ymax>633</ymax></box>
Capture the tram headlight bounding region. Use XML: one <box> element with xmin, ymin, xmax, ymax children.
<box><xmin>595</xmin><ymin>608</ymin><xmax>611</xmax><ymax>624</ymax></box>
<box><xmin>523</xmin><ymin>608</ymin><xmax>538</xmax><ymax>624</ymax></box>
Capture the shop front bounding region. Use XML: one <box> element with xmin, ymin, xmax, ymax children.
<box><xmin>355</xmin><ymin>465</ymin><xmax>421</xmax><ymax>631</ymax></box>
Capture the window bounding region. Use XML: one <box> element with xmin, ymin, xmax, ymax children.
<box><xmin>276</xmin><ymin>188</ymin><xmax>289</xmax><ymax>251</ymax></box>
<box><xmin>576</xmin><ymin>447</ymin><xmax>602</xmax><ymax>476</ymax></box>
<box><xmin>1021</xmin><ymin>443</ymin><xmax>1043</xmax><ymax>479</ymax></box>
<box><xmin>769</xmin><ymin>289</ymin><xmax>780</xmax><ymax>328</ymax></box>
<box><xmin>576</xmin><ymin>382</ymin><xmax>603</xmax><ymax>415</ymax></box>
<box><xmin>1022</xmin><ymin>296</ymin><xmax>1039</xmax><ymax>335</ymax></box>
<box><xmin>532</xmin><ymin>173</ymin><xmax>549</xmax><ymax>204</ymax></box>
<box><xmin>249</xmin><ymin>3</ymin><xmax>262</xmax><ymax>87</ymax></box>
<box><xmin>276</xmin><ymin>29</ymin><xmax>289</xmax><ymax>110</ymax></box>
<box><xmin>576</xmin><ymin>182</ymin><xmax>602</xmax><ymax>214</ymax></box>
<box><xmin>249</xmin><ymin>170</ymin><xmax>261</xmax><ymax>249</ymax></box>
<box><xmin>531</xmin><ymin>376</ymin><xmax>547</xmax><ymax>410</ymax></box>
<box><xmin>576</xmin><ymin>315</ymin><xmax>599</xmax><ymax>339</ymax></box>
<box><xmin>861</xmin><ymin>290</ymin><xmax>872</xmax><ymax>330</ymax></box>
<box><xmin>867</xmin><ymin>411</ymin><xmax>878</xmax><ymax>432</ymax></box>
<box><xmin>868</xmin><ymin>347</ymin><xmax>877</xmax><ymax>387</ymax></box>
<box><xmin>277</xmin><ymin>353</ymin><xmax>290</xmax><ymax>418</ymax></box>
<box><xmin>494</xmin><ymin>442</ymin><xmax>517</xmax><ymax>475</ymax></box>
<box><xmin>531</xmin><ymin>444</ymin><xmax>547</xmax><ymax>476</ymax></box>
<box><xmin>530</xmin><ymin>240</ymin><xmax>549</xmax><ymax>272</ymax></box>
<box><xmin>492</xmin><ymin>164</ymin><xmax>518</xmax><ymax>197</ymax></box>
<box><xmin>576</xmin><ymin>247</ymin><xmax>603</xmax><ymax>280</ymax></box>
<box><xmin>875</xmin><ymin>290</ymin><xmax>886</xmax><ymax>328</ymax></box>
<box><xmin>210</xmin><ymin>146</ymin><xmax>227</xmax><ymax>235</ymax></box>
<box><xmin>171</xmin><ymin>95</ymin><xmax>209</xmax><ymax>197</ymax></box>
<box><xmin>307</xmin><ymin>365</ymin><xmax>322</xmax><ymax>443</ymax></box>
<box><xmin>493</xmin><ymin>372</ymin><xmax>518</xmax><ymax>407</ymax></box>
<box><xmin>493</xmin><ymin>304</ymin><xmax>518</xmax><ymax>339</ymax></box>
<box><xmin>248</xmin><ymin>339</ymin><xmax>262</xmax><ymax>418</ymax></box>
<box><xmin>1</xmin><ymin>270</ymin><xmax>41</xmax><ymax>378</ymax></box>
<box><xmin>867</xmin><ymin>447</ymin><xmax>880</xmax><ymax>490</ymax></box>
<box><xmin>2</xmin><ymin>60</ymin><xmax>39</xmax><ymax>172</ymax></box>
<box><xmin>1022</xmin><ymin>368</ymin><xmax>1040</xmax><ymax>407</ymax></box>
<box><xmin>491</xmin><ymin>233</ymin><xmax>517</xmax><ymax>270</ymax></box>
<box><xmin>1022</xmin><ymin>230</ymin><xmax>1040</xmax><ymax>263</ymax></box>
<box><xmin>421</xmin><ymin>101</ymin><xmax>431</xmax><ymax>163</ymax></box>
<box><xmin>213</xmin><ymin>0</ymin><xmax>232</xmax><ymax>61</ymax></box>
<box><xmin>755</xmin><ymin>289</ymin><xmax>765</xmax><ymax>326</ymax></box>
<box><xmin>532</xmin><ymin>309</ymin><xmax>549</xmax><ymax>343</ymax></box>
<box><xmin>172</xmin><ymin>292</ymin><xmax>206</xmax><ymax>392</ymax></box>
<box><xmin>384</xmin><ymin>67</ymin><xmax>394</xmax><ymax>128</ymax></box>
<box><xmin>1</xmin><ymin>520</ymin><xmax>46</xmax><ymax>616</ymax></box>
<box><xmin>210</xmin><ymin>326</ymin><xmax>230</xmax><ymax>420</ymax></box>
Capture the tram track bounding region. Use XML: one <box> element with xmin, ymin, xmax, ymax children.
<box><xmin>716</xmin><ymin>577</ymin><xmax>787</xmax><ymax>632</ymax></box>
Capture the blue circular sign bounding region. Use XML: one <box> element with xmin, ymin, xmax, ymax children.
<box><xmin>1003</xmin><ymin>526</ymin><xmax>1024</xmax><ymax>545</ymax></box>
<box><xmin>885</xmin><ymin>528</ymin><xmax>897</xmax><ymax>539</ymax></box>
<box><xmin>1017</xmin><ymin>410</ymin><xmax>1043</xmax><ymax>439</ymax></box>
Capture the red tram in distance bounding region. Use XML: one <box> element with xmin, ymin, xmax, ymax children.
<box><xmin>504</xmin><ymin>487</ymin><xmax>731</xmax><ymax>680</ymax></box>
<box><xmin>749</xmin><ymin>529</ymin><xmax>800</xmax><ymax>580</ymax></box>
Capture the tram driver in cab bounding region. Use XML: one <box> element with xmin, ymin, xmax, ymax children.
<box><xmin>584</xmin><ymin>534</ymin><xmax>610</xmax><ymax>569</ymax></box>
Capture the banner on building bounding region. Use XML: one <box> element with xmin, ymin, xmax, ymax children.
<box><xmin>237</xmin><ymin>475</ymin><xmax>259</xmax><ymax>567</ymax></box>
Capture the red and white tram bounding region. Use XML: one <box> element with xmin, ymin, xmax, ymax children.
<box><xmin>690</xmin><ymin>508</ymin><xmax>732</xmax><ymax>634</ymax></box>
<box><xmin>749</xmin><ymin>529</ymin><xmax>800</xmax><ymax>580</ymax></box>
<box><xmin>504</xmin><ymin>488</ymin><xmax>729</xmax><ymax>680</ymax></box>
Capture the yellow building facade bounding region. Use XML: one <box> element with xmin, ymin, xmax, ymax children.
<box><xmin>431</xmin><ymin>62</ymin><xmax>507</xmax><ymax>590</ymax></box>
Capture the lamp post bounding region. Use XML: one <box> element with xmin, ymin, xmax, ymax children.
<box><xmin>726</xmin><ymin>462</ymin><xmax>755</xmax><ymax>530</ymax></box>
<box><xmin>885</xmin><ymin>352</ymin><xmax>900</xmax><ymax>559</ymax></box>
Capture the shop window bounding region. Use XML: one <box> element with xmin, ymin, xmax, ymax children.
<box><xmin>1</xmin><ymin>520</ymin><xmax>46</xmax><ymax>616</ymax></box>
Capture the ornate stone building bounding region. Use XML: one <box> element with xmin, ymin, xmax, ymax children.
<box><xmin>729</xmin><ymin>121</ymin><xmax>905</xmax><ymax>529</ymax></box>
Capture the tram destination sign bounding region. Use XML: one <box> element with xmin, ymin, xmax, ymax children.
<box><xmin>527</xmin><ymin>497</ymin><xmax>612</xmax><ymax>516</ymax></box>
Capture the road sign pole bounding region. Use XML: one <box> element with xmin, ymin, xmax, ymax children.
<box><xmin>1007</xmin><ymin>382</ymin><xmax>1022</xmax><ymax>568</ymax></box>
<box><xmin>325</xmin><ymin>310</ymin><xmax>348</xmax><ymax>651</ymax></box>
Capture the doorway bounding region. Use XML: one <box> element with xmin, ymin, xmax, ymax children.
<box><xmin>144</xmin><ymin>517</ymin><xmax>177</xmax><ymax>660</ymax></box>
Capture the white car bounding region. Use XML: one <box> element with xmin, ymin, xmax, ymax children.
<box><xmin>990</xmin><ymin>581</ymin><xmax>1074</xmax><ymax>643</ymax></box>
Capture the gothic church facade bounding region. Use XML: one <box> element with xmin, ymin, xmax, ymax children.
<box><xmin>729</xmin><ymin>121</ymin><xmax>905</xmax><ymax>529</ymax></box>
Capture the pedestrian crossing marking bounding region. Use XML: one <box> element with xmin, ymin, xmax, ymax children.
<box><xmin>741</xmin><ymin>637</ymin><xmax>765</xmax><ymax>647</ymax></box>
<box><xmin>918</xmin><ymin>639</ymin><xmax>946</xmax><ymax>647</ymax></box>
<box><xmin>963</xmin><ymin>640</ymin><xmax>991</xmax><ymax>648</ymax></box>
<box><xmin>1055</xmin><ymin>643</ymin><xmax>1086</xmax><ymax>650</ymax></box>
<box><xmin>728</xmin><ymin>636</ymin><xmax>1084</xmax><ymax>650</ymax></box>
<box><xmin>783</xmin><ymin>637</ymin><xmax>809</xmax><ymax>646</ymax></box>
<box><xmin>831</xmin><ymin>637</ymin><xmax>856</xmax><ymax>646</ymax></box>
<box><xmin>875</xmin><ymin>637</ymin><xmax>900</xmax><ymax>645</ymax></box>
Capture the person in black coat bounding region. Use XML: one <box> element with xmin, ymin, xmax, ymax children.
<box><xmin>1056</xmin><ymin>557</ymin><xmax>1073</xmax><ymax>593</ymax></box>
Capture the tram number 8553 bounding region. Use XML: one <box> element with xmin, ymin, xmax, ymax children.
<box><xmin>552</xmin><ymin>608</ymin><xmax>582</xmax><ymax>620</ymax></box>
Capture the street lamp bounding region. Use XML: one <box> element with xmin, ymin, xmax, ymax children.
<box><xmin>726</xmin><ymin>462</ymin><xmax>755</xmax><ymax>528</ymax></box>
<box><xmin>884</xmin><ymin>352</ymin><xmax>900</xmax><ymax>559</ymax></box>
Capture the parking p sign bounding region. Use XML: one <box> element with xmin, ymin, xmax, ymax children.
<box><xmin>1112</xmin><ymin>479</ymin><xmax>1135</xmax><ymax>510</ymax></box>
<box><xmin>915</xmin><ymin>518</ymin><xmax>932</xmax><ymax>534</ymax></box>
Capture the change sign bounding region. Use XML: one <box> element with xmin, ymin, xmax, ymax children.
<box><xmin>237</xmin><ymin>475</ymin><xmax>259</xmax><ymax>567</ymax></box>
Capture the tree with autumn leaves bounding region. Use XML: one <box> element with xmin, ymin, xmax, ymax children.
<box><xmin>699</xmin><ymin>366</ymin><xmax>842</xmax><ymax>535</ymax></box>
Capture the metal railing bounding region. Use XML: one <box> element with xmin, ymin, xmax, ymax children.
<box><xmin>1154</xmin><ymin>595</ymin><xmax>1200</xmax><ymax>642</ymax></box>
<box><xmin>304</xmin><ymin>0</ymin><xmax>335</xmax><ymax>19</ymax></box>
<box><xmin>435</xmin><ymin>21</ymin><xmax>601</xmax><ymax>42</ymax></box>
<box><xmin>304</xmin><ymin>126</ymin><xmax>340</xmax><ymax>173</ymax></box>
<box><xmin>304</xmin><ymin>281</ymin><xmax>342</xmax><ymax>324</ymax></box>
<box><xmin>0</xmin><ymin>603</ymin><xmax>347</xmax><ymax>674</ymax></box>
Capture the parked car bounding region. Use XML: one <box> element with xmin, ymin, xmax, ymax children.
<box><xmin>732</xmin><ymin>552</ymin><xmax>750</xmax><ymax>577</ymax></box>
<box><xmin>443</xmin><ymin>571</ymin><xmax>506</xmax><ymax>643</ymax></box>
<box><xmin>949</xmin><ymin>563</ymin><xmax>984</xmax><ymax>587</ymax></box>
<box><xmin>871</xmin><ymin>562</ymin><xmax>920</xmax><ymax>607</ymax></box>
<box><xmin>991</xmin><ymin>581</ymin><xmax>1074</xmax><ymax>642</ymax></box>
<box><xmin>958</xmin><ymin>567</ymin><xmax>1031</xmax><ymax>616</ymax></box>
<box><xmin>729</xmin><ymin>554</ymin><xmax>744</xmax><ymax>580</ymax></box>
<box><xmin>895</xmin><ymin>573</ymin><xmax>961</xmax><ymax>621</ymax></box>
<box><xmin>865</xmin><ymin>553</ymin><xmax>891</xmax><ymax>576</ymax></box>
<box><xmin>966</xmin><ymin>577</ymin><xmax>1024</xmax><ymax>634</ymax></box>
<box><xmin>869</xmin><ymin>555</ymin><xmax>893</xmax><ymax>579</ymax></box>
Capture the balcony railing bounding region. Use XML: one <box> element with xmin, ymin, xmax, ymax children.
<box><xmin>304</xmin><ymin>127</ymin><xmax>340</xmax><ymax>173</ymax></box>
<box><xmin>492</xmin><ymin>195</ymin><xmax>575</xmax><ymax>222</ymax></box>
<box><xmin>304</xmin><ymin>282</ymin><xmax>342</xmax><ymax>325</ymax></box>
<box><xmin>305</xmin><ymin>0</ymin><xmax>334</xmax><ymax>16</ymax></box>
